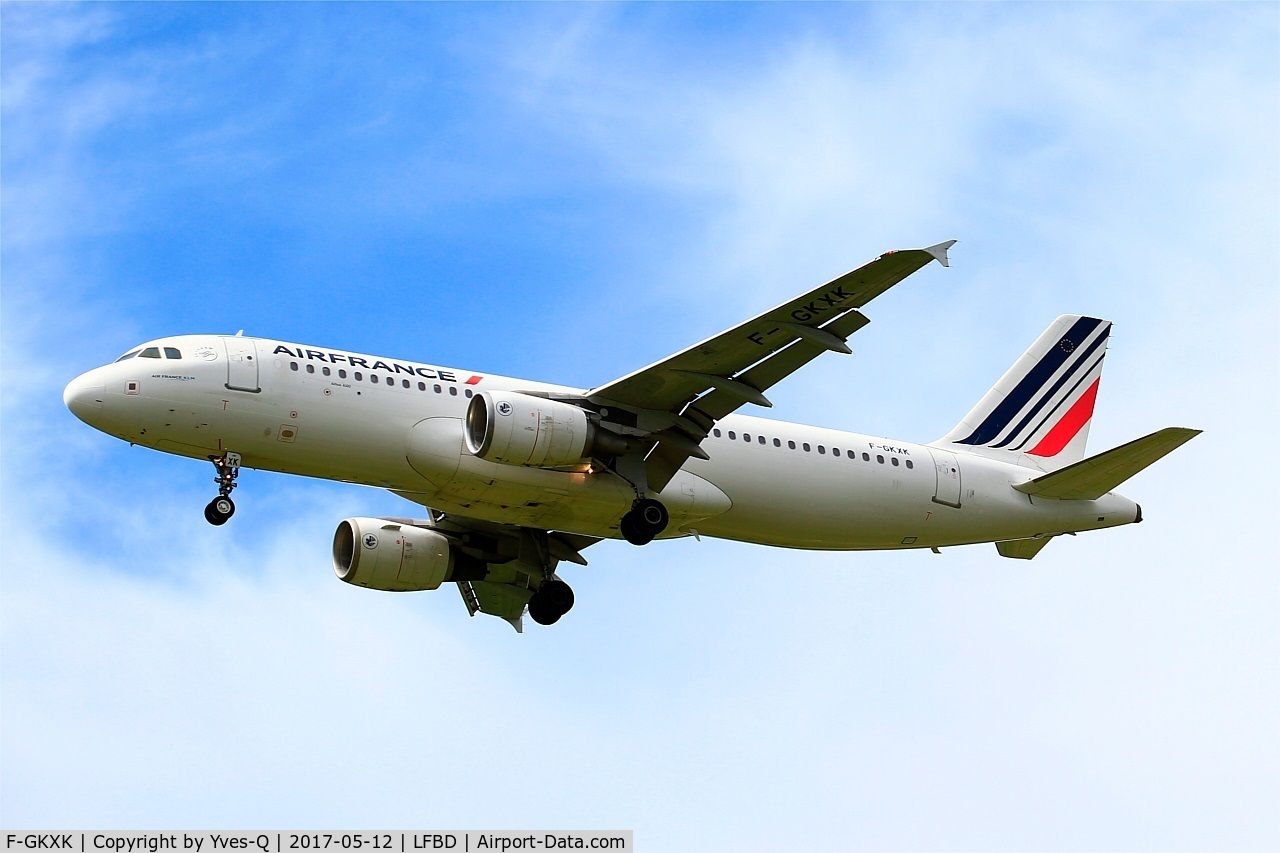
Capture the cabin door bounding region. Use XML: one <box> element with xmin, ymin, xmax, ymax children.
<box><xmin>223</xmin><ymin>337</ymin><xmax>260</xmax><ymax>392</ymax></box>
<box><xmin>928</xmin><ymin>448</ymin><xmax>962</xmax><ymax>508</ymax></box>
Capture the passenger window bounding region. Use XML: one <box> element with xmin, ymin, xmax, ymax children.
<box><xmin>862</xmin><ymin>452</ymin><xmax>870</xmax><ymax>461</ymax></box>
<box><xmin>370</xmin><ymin>375</ymin><xmax>379</xmax><ymax>384</ymax></box>
<box><xmin>713</xmin><ymin>429</ymin><xmax>722</xmax><ymax>438</ymax></box>
<box><xmin>323</xmin><ymin>367</ymin><xmax>331</xmax><ymax>377</ymax></box>
<box><xmin>465</xmin><ymin>389</ymin><xmax>473</xmax><ymax>397</ymax></box>
<box><xmin>306</xmin><ymin>364</ymin><xmax>315</xmax><ymax>374</ymax></box>
<box><xmin>773</xmin><ymin>438</ymin><xmax>781</xmax><ymax>447</ymax></box>
<box><xmin>802</xmin><ymin>443</ymin><xmax>811</xmax><ymax>452</ymax></box>
<box><xmin>290</xmin><ymin>362</ymin><xmax>299</xmax><ymax>372</ymax></box>
<box><xmin>788</xmin><ymin>441</ymin><xmax>796</xmax><ymax>450</ymax></box>
<box><xmin>877</xmin><ymin>455</ymin><xmax>885</xmax><ymax>464</ymax></box>
<box><xmin>164</xmin><ymin>347</ymin><xmax>181</xmax><ymax>359</ymax></box>
<box><xmin>758</xmin><ymin>435</ymin><xmax>766</xmax><ymax>445</ymax></box>
<box><xmin>449</xmin><ymin>387</ymin><xmax>458</xmax><ymax>396</ymax></box>
<box><xmin>891</xmin><ymin>457</ymin><xmax>899</xmax><ymax>466</ymax></box>
<box><xmin>906</xmin><ymin>460</ymin><xmax>914</xmax><ymax>469</ymax></box>
<box><xmin>818</xmin><ymin>445</ymin><xmax>826</xmax><ymax>455</ymax></box>
<box><xmin>354</xmin><ymin>372</ymin><xmax>363</xmax><ymax>381</ymax></box>
<box><xmin>728</xmin><ymin>431</ymin><xmax>736</xmax><ymax>440</ymax></box>
<box><xmin>743</xmin><ymin>433</ymin><xmax>751</xmax><ymax>442</ymax></box>
<box><xmin>833</xmin><ymin>448</ymin><xmax>841</xmax><ymax>457</ymax></box>
<box><xmin>418</xmin><ymin>382</ymin><xmax>426</xmax><ymax>391</ymax></box>
<box><xmin>403</xmin><ymin>379</ymin><xmax>411</xmax><ymax>388</ymax></box>
<box><xmin>434</xmin><ymin>384</ymin><xmax>442</xmax><ymax>393</ymax></box>
<box><xmin>115</xmin><ymin>350</ymin><xmax>140</xmax><ymax>362</ymax></box>
<box><xmin>338</xmin><ymin>369</ymin><xmax>347</xmax><ymax>379</ymax></box>
<box><xmin>139</xmin><ymin>347</ymin><xmax>161</xmax><ymax>359</ymax></box>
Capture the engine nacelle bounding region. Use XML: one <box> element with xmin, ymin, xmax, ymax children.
<box><xmin>333</xmin><ymin>517</ymin><xmax>454</xmax><ymax>592</ymax></box>
<box><xmin>464</xmin><ymin>390</ymin><xmax>625</xmax><ymax>468</ymax></box>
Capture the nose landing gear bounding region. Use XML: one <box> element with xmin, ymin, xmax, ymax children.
<box><xmin>204</xmin><ymin>452</ymin><xmax>241</xmax><ymax>526</ymax></box>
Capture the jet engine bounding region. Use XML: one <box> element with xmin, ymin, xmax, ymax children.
<box><xmin>333</xmin><ymin>517</ymin><xmax>460</xmax><ymax>592</ymax></box>
<box><xmin>464</xmin><ymin>390</ymin><xmax>626</xmax><ymax>468</ymax></box>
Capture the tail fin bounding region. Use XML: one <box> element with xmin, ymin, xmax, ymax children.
<box><xmin>936</xmin><ymin>315</ymin><xmax>1111</xmax><ymax>471</ymax></box>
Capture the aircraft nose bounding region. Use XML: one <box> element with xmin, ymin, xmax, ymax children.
<box><xmin>63</xmin><ymin>371</ymin><xmax>106</xmax><ymax>422</ymax></box>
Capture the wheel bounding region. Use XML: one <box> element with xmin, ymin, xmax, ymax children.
<box><xmin>204</xmin><ymin>496</ymin><xmax>235</xmax><ymax>526</ymax></box>
<box><xmin>528</xmin><ymin>596</ymin><xmax>559</xmax><ymax>625</ymax></box>
<box><xmin>620</xmin><ymin>511</ymin><xmax>654</xmax><ymax>546</ymax></box>
<box><xmin>528</xmin><ymin>580</ymin><xmax>575</xmax><ymax>626</ymax></box>
<box><xmin>620</xmin><ymin>498</ymin><xmax>667</xmax><ymax>545</ymax></box>
<box><xmin>634</xmin><ymin>498</ymin><xmax>669</xmax><ymax>533</ymax></box>
<box><xmin>540</xmin><ymin>580</ymin><xmax>575</xmax><ymax>614</ymax></box>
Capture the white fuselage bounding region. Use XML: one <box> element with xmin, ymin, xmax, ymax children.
<box><xmin>63</xmin><ymin>334</ymin><xmax>1140</xmax><ymax>550</ymax></box>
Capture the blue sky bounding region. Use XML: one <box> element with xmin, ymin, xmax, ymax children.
<box><xmin>2</xmin><ymin>3</ymin><xmax>1278</xmax><ymax>849</ymax></box>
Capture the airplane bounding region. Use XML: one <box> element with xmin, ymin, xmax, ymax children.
<box><xmin>63</xmin><ymin>241</ymin><xmax>1200</xmax><ymax>631</ymax></box>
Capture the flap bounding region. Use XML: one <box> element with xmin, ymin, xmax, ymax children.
<box><xmin>459</xmin><ymin>580</ymin><xmax>534</xmax><ymax>632</ymax></box>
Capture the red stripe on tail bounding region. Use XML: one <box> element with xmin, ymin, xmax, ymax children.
<box><xmin>1027</xmin><ymin>379</ymin><xmax>1100</xmax><ymax>458</ymax></box>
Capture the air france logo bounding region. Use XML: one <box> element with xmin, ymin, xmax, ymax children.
<box><xmin>272</xmin><ymin>345</ymin><xmax>462</xmax><ymax>383</ymax></box>
<box><xmin>496</xmin><ymin>401</ymin><xmax>513</xmax><ymax>416</ymax></box>
<box><xmin>362</xmin><ymin>533</ymin><xmax>378</xmax><ymax>549</ymax></box>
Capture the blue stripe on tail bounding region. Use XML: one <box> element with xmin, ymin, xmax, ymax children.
<box><xmin>954</xmin><ymin>317</ymin><xmax>1104</xmax><ymax>446</ymax></box>
<box><xmin>991</xmin><ymin>329</ymin><xmax>1109</xmax><ymax>449</ymax></box>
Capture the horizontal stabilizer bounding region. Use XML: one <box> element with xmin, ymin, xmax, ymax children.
<box><xmin>996</xmin><ymin>536</ymin><xmax>1056</xmax><ymax>560</ymax></box>
<box><xmin>1014</xmin><ymin>427</ymin><xmax>1201</xmax><ymax>500</ymax></box>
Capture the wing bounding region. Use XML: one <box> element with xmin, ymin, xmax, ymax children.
<box><xmin>389</xmin><ymin>495</ymin><xmax>600</xmax><ymax>632</ymax></box>
<box><xmin>588</xmin><ymin>241</ymin><xmax>956</xmax><ymax>489</ymax></box>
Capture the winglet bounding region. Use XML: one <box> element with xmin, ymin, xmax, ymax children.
<box><xmin>924</xmin><ymin>240</ymin><xmax>957</xmax><ymax>267</ymax></box>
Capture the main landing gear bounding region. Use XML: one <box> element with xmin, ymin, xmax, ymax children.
<box><xmin>203</xmin><ymin>452</ymin><xmax>241</xmax><ymax>526</ymax></box>
<box><xmin>528</xmin><ymin>578</ymin><xmax>575</xmax><ymax>626</ymax></box>
<box><xmin>619</xmin><ymin>498</ymin><xmax>669</xmax><ymax>546</ymax></box>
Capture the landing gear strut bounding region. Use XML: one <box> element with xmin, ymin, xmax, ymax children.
<box><xmin>204</xmin><ymin>452</ymin><xmax>241</xmax><ymax>526</ymax></box>
<box><xmin>528</xmin><ymin>578</ymin><xmax>575</xmax><ymax>626</ymax></box>
<box><xmin>620</xmin><ymin>497</ymin><xmax>669</xmax><ymax>546</ymax></box>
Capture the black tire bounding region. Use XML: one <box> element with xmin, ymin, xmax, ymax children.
<box><xmin>528</xmin><ymin>595</ymin><xmax>561</xmax><ymax>626</ymax></box>
<box><xmin>204</xmin><ymin>497</ymin><xmax>234</xmax><ymax>526</ymax></box>
<box><xmin>528</xmin><ymin>580</ymin><xmax>574</xmax><ymax>625</ymax></box>
<box><xmin>634</xmin><ymin>498</ymin><xmax>669</xmax><ymax>534</ymax></box>
<box><xmin>540</xmin><ymin>580</ymin><xmax>575</xmax><ymax>615</ymax></box>
<box><xmin>620</xmin><ymin>511</ymin><xmax>655</xmax><ymax>546</ymax></box>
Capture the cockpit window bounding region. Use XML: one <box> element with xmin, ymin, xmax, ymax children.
<box><xmin>139</xmin><ymin>347</ymin><xmax>161</xmax><ymax>358</ymax></box>
<box><xmin>164</xmin><ymin>347</ymin><xmax>181</xmax><ymax>359</ymax></box>
<box><xmin>114</xmin><ymin>350</ymin><xmax>141</xmax><ymax>363</ymax></box>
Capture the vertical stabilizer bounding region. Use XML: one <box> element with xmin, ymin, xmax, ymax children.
<box><xmin>936</xmin><ymin>315</ymin><xmax>1110</xmax><ymax>471</ymax></box>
